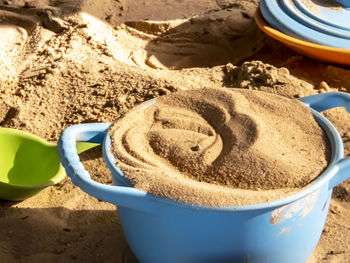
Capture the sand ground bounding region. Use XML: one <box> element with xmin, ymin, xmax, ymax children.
<box><xmin>1</xmin><ymin>0</ymin><xmax>350</xmax><ymax>262</ymax></box>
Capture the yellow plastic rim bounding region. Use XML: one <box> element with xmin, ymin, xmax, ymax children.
<box><xmin>254</xmin><ymin>10</ymin><xmax>350</xmax><ymax>66</ymax></box>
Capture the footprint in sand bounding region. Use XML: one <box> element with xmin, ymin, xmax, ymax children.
<box><xmin>77</xmin><ymin>0</ymin><xmax>263</xmax><ymax>70</ymax></box>
<box><xmin>0</xmin><ymin>1</ymin><xmax>74</xmax><ymax>83</ymax></box>
<box><xmin>0</xmin><ymin>24</ymin><xmax>28</xmax><ymax>83</ymax></box>
<box><xmin>125</xmin><ymin>7</ymin><xmax>263</xmax><ymax>69</ymax></box>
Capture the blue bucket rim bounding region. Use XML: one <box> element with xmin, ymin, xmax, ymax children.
<box><xmin>102</xmin><ymin>100</ymin><xmax>343</xmax><ymax>212</ymax></box>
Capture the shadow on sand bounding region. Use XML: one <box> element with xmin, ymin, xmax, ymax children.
<box><xmin>0</xmin><ymin>205</ymin><xmax>138</xmax><ymax>262</ymax></box>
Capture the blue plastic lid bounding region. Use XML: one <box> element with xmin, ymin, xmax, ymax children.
<box><xmin>260</xmin><ymin>0</ymin><xmax>350</xmax><ymax>49</ymax></box>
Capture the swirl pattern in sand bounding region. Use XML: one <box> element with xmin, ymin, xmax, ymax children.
<box><xmin>109</xmin><ymin>88</ymin><xmax>330</xmax><ymax>206</ymax></box>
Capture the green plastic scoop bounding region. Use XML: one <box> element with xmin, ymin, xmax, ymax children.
<box><xmin>0</xmin><ymin>127</ymin><xmax>97</xmax><ymax>201</ymax></box>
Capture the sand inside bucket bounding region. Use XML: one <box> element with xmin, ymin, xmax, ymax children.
<box><xmin>109</xmin><ymin>88</ymin><xmax>330</xmax><ymax>206</ymax></box>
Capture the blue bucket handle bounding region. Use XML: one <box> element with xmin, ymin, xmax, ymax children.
<box><xmin>300</xmin><ymin>92</ymin><xmax>350</xmax><ymax>189</ymax></box>
<box><xmin>58</xmin><ymin>123</ymin><xmax>157</xmax><ymax>213</ymax></box>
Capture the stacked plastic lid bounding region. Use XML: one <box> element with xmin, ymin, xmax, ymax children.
<box><xmin>256</xmin><ymin>0</ymin><xmax>350</xmax><ymax>66</ymax></box>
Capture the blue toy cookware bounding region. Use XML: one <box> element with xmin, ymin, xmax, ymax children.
<box><xmin>58</xmin><ymin>92</ymin><xmax>350</xmax><ymax>263</ymax></box>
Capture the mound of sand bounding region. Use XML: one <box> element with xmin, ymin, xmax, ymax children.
<box><xmin>110</xmin><ymin>88</ymin><xmax>329</xmax><ymax>206</ymax></box>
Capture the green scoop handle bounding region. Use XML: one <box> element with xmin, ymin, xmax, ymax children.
<box><xmin>0</xmin><ymin>127</ymin><xmax>97</xmax><ymax>201</ymax></box>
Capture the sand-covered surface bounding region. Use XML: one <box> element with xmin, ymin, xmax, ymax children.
<box><xmin>1</xmin><ymin>0</ymin><xmax>350</xmax><ymax>262</ymax></box>
<box><xmin>110</xmin><ymin>87</ymin><xmax>329</xmax><ymax>207</ymax></box>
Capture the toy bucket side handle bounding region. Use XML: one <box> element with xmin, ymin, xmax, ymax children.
<box><xmin>299</xmin><ymin>92</ymin><xmax>350</xmax><ymax>113</ymax></box>
<box><xmin>329</xmin><ymin>158</ymin><xmax>350</xmax><ymax>189</ymax></box>
<box><xmin>58</xmin><ymin>123</ymin><xmax>156</xmax><ymax>214</ymax></box>
<box><xmin>300</xmin><ymin>92</ymin><xmax>350</xmax><ymax>189</ymax></box>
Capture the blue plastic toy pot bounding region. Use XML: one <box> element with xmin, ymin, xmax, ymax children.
<box><xmin>58</xmin><ymin>92</ymin><xmax>350</xmax><ymax>263</ymax></box>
